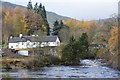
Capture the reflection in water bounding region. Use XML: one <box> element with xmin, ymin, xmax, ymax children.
<box><xmin>1</xmin><ymin>59</ymin><xmax>120</xmax><ymax>78</ymax></box>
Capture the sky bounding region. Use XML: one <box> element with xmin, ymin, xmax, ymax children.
<box><xmin>3</xmin><ymin>0</ymin><xmax>120</xmax><ymax>20</ymax></box>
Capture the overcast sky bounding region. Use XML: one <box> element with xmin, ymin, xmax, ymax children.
<box><xmin>3</xmin><ymin>0</ymin><xmax>119</xmax><ymax>20</ymax></box>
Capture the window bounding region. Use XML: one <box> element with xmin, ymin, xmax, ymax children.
<box><xmin>33</xmin><ymin>42</ymin><xmax>36</xmax><ymax>45</ymax></box>
<box><xmin>57</xmin><ymin>42</ymin><xmax>59</xmax><ymax>45</ymax></box>
<box><xmin>16</xmin><ymin>45</ymin><xmax>18</xmax><ymax>48</ymax></box>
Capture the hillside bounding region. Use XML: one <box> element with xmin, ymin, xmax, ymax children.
<box><xmin>1</xmin><ymin>1</ymin><xmax>72</xmax><ymax>27</ymax></box>
<box><xmin>46</xmin><ymin>11</ymin><xmax>71</xmax><ymax>27</ymax></box>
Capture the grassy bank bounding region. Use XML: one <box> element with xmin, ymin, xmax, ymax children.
<box><xmin>2</xmin><ymin>55</ymin><xmax>61</xmax><ymax>71</ymax></box>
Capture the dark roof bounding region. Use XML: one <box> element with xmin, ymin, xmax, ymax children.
<box><xmin>9</xmin><ymin>37</ymin><xmax>27</xmax><ymax>43</ymax></box>
<box><xmin>38</xmin><ymin>36</ymin><xmax>58</xmax><ymax>42</ymax></box>
<box><xmin>9</xmin><ymin>36</ymin><xmax>58</xmax><ymax>43</ymax></box>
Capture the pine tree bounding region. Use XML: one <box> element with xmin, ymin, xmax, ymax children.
<box><xmin>42</xmin><ymin>6</ymin><xmax>50</xmax><ymax>35</ymax></box>
<box><xmin>77</xmin><ymin>33</ymin><xmax>89</xmax><ymax>59</ymax></box>
<box><xmin>54</xmin><ymin>20</ymin><xmax>59</xmax><ymax>27</ymax></box>
<box><xmin>62</xmin><ymin>36</ymin><xmax>79</xmax><ymax>65</ymax></box>
<box><xmin>38</xmin><ymin>4</ymin><xmax>49</xmax><ymax>35</ymax></box>
<box><xmin>26</xmin><ymin>1</ymin><xmax>50</xmax><ymax>35</ymax></box>
<box><xmin>27</xmin><ymin>1</ymin><xmax>33</xmax><ymax>10</ymax></box>
<box><xmin>34</xmin><ymin>2</ymin><xmax>38</xmax><ymax>13</ymax></box>
<box><xmin>61</xmin><ymin>33</ymin><xmax>90</xmax><ymax>65</ymax></box>
<box><xmin>42</xmin><ymin>6</ymin><xmax>47</xmax><ymax>19</ymax></box>
<box><xmin>60</xmin><ymin>20</ymin><xmax>64</xmax><ymax>27</ymax></box>
<box><xmin>53</xmin><ymin>20</ymin><xmax>59</xmax><ymax>35</ymax></box>
<box><xmin>53</xmin><ymin>20</ymin><xmax>64</xmax><ymax>35</ymax></box>
<box><xmin>38</xmin><ymin>3</ymin><xmax>42</xmax><ymax>15</ymax></box>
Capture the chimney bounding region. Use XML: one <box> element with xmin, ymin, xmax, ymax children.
<box><xmin>32</xmin><ymin>35</ymin><xmax>35</xmax><ymax>37</ymax></box>
<box><xmin>10</xmin><ymin>36</ymin><xmax>13</xmax><ymax>39</ymax></box>
<box><xmin>19</xmin><ymin>34</ymin><xmax>23</xmax><ymax>38</ymax></box>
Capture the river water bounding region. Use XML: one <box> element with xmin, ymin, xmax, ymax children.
<box><xmin>1</xmin><ymin>59</ymin><xmax>120</xmax><ymax>78</ymax></box>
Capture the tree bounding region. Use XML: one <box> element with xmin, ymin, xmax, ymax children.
<box><xmin>13</xmin><ymin>6</ymin><xmax>27</xmax><ymax>36</ymax></box>
<box><xmin>34</xmin><ymin>2</ymin><xmax>38</xmax><ymax>13</ymax></box>
<box><xmin>108</xmin><ymin>27</ymin><xmax>118</xmax><ymax>54</ymax></box>
<box><xmin>43</xmin><ymin>7</ymin><xmax>50</xmax><ymax>35</ymax></box>
<box><xmin>38</xmin><ymin>3</ymin><xmax>42</xmax><ymax>15</ymax></box>
<box><xmin>46</xmin><ymin>22</ymin><xmax>50</xmax><ymax>35</ymax></box>
<box><xmin>61</xmin><ymin>33</ymin><xmax>90</xmax><ymax>65</ymax></box>
<box><xmin>53</xmin><ymin>20</ymin><xmax>64</xmax><ymax>35</ymax></box>
<box><xmin>107</xmin><ymin>27</ymin><xmax>119</xmax><ymax>69</ymax></box>
<box><xmin>3</xmin><ymin>8</ymin><xmax>14</xmax><ymax>44</ymax></box>
<box><xmin>60</xmin><ymin>20</ymin><xmax>64</xmax><ymax>28</ymax></box>
<box><xmin>53</xmin><ymin>20</ymin><xmax>59</xmax><ymax>27</ymax></box>
<box><xmin>82</xmin><ymin>21</ymin><xmax>89</xmax><ymax>32</ymax></box>
<box><xmin>53</xmin><ymin>20</ymin><xmax>60</xmax><ymax>35</ymax></box>
<box><xmin>39</xmin><ymin>4</ymin><xmax>50</xmax><ymax>35</ymax></box>
<box><xmin>87</xmin><ymin>26</ymin><xmax>97</xmax><ymax>43</ymax></box>
<box><xmin>58</xmin><ymin>26</ymin><xmax>70</xmax><ymax>44</ymax></box>
<box><xmin>25</xmin><ymin>10</ymin><xmax>45</xmax><ymax>35</ymax></box>
<box><xmin>25</xmin><ymin>1</ymin><xmax>48</xmax><ymax>35</ymax></box>
<box><xmin>37</xmin><ymin>3</ymin><xmax>50</xmax><ymax>35</ymax></box>
<box><xmin>61</xmin><ymin>36</ymin><xmax>79</xmax><ymax>65</ymax></box>
<box><xmin>42</xmin><ymin>6</ymin><xmax>47</xmax><ymax>19</ymax></box>
<box><xmin>27</xmin><ymin>1</ymin><xmax>33</xmax><ymax>10</ymax></box>
<box><xmin>76</xmin><ymin>33</ymin><xmax>89</xmax><ymax>59</ymax></box>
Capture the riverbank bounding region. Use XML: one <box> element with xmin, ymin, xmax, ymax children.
<box><xmin>1</xmin><ymin>54</ymin><xmax>61</xmax><ymax>71</ymax></box>
<box><xmin>1</xmin><ymin>59</ymin><xmax>120</xmax><ymax>78</ymax></box>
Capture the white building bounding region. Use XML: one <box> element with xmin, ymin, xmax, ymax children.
<box><xmin>8</xmin><ymin>34</ymin><xmax>60</xmax><ymax>56</ymax></box>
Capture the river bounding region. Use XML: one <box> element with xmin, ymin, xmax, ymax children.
<box><xmin>1</xmin><ymin>59</ymin><xmax>120</xmax><ymax>78</ymax></box>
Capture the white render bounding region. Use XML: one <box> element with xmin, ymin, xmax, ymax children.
<box><xmin>18</xmin><ymin>50</ymin><xmax>28</xmax><ymax>56</ymax></box>
<box><xmin>9</xmin><ymin>43</ymin><xmax>19</xmax><ymax>49</ymax></box>
<box><xmin>40</xmin><ymin>37</ymin><xmax>60</xmax><ymax>47</ymax></box>
<box><xmin>9</xmin><ymin>35</ymin><xmax>60</xmax><ymax>50</ymax></box>
<box><xmin>48</xmin><ymin>37</ymin><xmax>60</xmax><ymax>46</ymax></box>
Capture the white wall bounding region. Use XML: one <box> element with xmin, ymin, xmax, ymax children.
<box><xmin>9</xmin><ymin>37</ymin><xmax>61</xmax><ymax>49</ymax></box>
<box><xmin>42</xmin><ymin>37</ymin><xmax>60</xmax><ymax>47</ymax></box>
<box><xmin>18</xmin><ymin>42</ymin><xmax>27</xmax><ymax>49</ymax></box>
<box><xmin>56</xmin><ymin>37</ymin><xmax>60</xmax><ymax>45</ymax></box>
<box><xmin>18</xmin><ymin>42</ymin><xmax>38</xmax><ymax>49</ymax></box>
<box><xmin>18</xmin><ymin>50</ymin><xmax>28</xmax><ymax>56</ymax></box>
<box><xmin>9</xmin><ymin>43</ymin><xmax>18</xmax><ymax>49</ymax></box>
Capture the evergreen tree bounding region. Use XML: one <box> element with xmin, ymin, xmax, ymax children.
<box><xmin>53</xmin><ymin>20</ymin><xmax>64</xmax><ymax>35</ymax></box>
<box><xmin>46</xmin><ymin>21</ymin><xmax>50</xmax><ymax>35</ymax></box>
<box><xmin>61</xmin><ymin>36</ymin><xmax>79</xmax><ymax>65</ymax></box>
<box><xmin>38</xmin><ymin>3</ymin><xmax>42</xmax><ymax>15</ymax></box>
<box><xmin>60</xmin><ymin>20</ymin><xmax>64</xmax><ymax>27</ymax></box>
<box><xmin>77</xmin><ymin>33</ymin><xmax>89</xmax><ymax>59</ymax></box>
<box><xmin>61</xmin><ymin>33</ymin><xmax>90</xmax><ymax>65</ymax></box>
<box><xmin>27</xmin><ymin>1</ymin><xmax>33</xmax><ymax>10</ymax></box>
<box><xmin>42</xmin><ymin>6</ymin><xmax>49</xmax><ymax>35</ymax></box>
<box><xmin>39</xmin><ymin>3</ymin><xmax>42</xmax><ymax>9</ymax></box>
<box><xmin>54</xmin><ymin>20</ymin><xmax>59</xmax><ymax>27</ymax></box>
<box><xmin>38</xmin><ymin>4</ymin><xmax>49</xmax><ymax>35</ymax></box>
<box><xmin>26</xmin><ymin>1</ymin><xmax>50</xmax><ymax>35</ymax></box>
<box><xmin>34</xmin><ymin>2</ymin><xmax>38</xmax><ymax>13</ymax></box>
<box><xmin>42</xmin><ymin>6</ymin><xmax>47</xmax><ymax>19</ymax></box>
<box><xmin>53</xmin><ymin>20</ymin><xmax>59</xmax><ymax>35</ymax></box>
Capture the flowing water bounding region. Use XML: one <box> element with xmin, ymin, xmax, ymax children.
<box><xmin>1</xmin><ymin>59</ymin><xmax>120</xmax><ymax>78</ymax></box>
